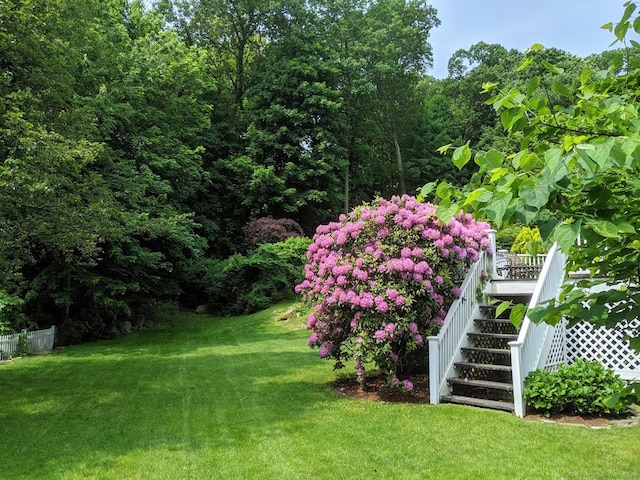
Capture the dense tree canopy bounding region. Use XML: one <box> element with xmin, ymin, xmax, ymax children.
<box><xmin>0</xmin><ymin>0</ymin><xmax>626</xmax><ymax>341</ymax></box>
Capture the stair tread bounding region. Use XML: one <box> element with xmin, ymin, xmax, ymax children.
<box><xmin>441</xmin><ymin>395</ymin><xmax>515</xmax><ymax>412</ymax></box>
<box><xmin>461</xmin><ymin>347</ymin><xmax>511</xmax><ymax>355</ymax></box>
<box><xmin>474</xmin><ymin>318</ymin><xmax>515</xmax><ymax>324</ymax></box>
<box><xmin>447</xmin><ymin>378</ymin><xmax>513</xmax><ymax>391</ymax></box>
<box><xmin>467</xmin><ymin>332</ymin><xmax>518</xmax><ymax>339</ymax></box>
<box><xmin>480</xmin><ymin>305</ymin><xmax>515</xmax><ymax>312</ymax></box>
<box><xmin>455</xmin><ymin>362</ymin><xmax>512</xmax><ymax>371</ymax></box>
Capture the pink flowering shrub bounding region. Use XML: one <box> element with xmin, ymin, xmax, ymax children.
<box><xmin>295</xmin><ymin>195</ymin><xmax>490</xmax><ymax>390</ymax></box>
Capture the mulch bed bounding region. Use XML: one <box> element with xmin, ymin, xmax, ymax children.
<box><xmin>332</xmin><ymin>374</ymin><xmax>639</xmax><ymax>428</ymax></box>
<box><xmin>333</xmin><ymin>374</ymin><xmax>430</xmax><ymax>404</ymax></box>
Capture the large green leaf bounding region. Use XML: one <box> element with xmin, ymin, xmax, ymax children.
<box><xmin>461</xmin><ymin>188</ymin><xmax>490</xmax><ymax>207</ymax></box>
<box><xmin>544</xmin><ymin>147</ymin><xmax>563</xmax><ymax>170</ymax></box>
<box><xmin>542</xmin><ymin>60</ymin><xmax>564</xmax><ymax>75</ymax></box>
<box><xmin>519</xmin><ymin>181</ymin><xmax>550</xmax><ymax>209</ymax></box>
<box><xmin>538</xmin><ymin>219</ymin><xmax>560</xmax><ymax>242</ymax></box>
<box><xmin>509</xmin><ymin>303</ymin><xmax>527</xmax><ymax>329</ymax></box>
<box><xmin>615</xmin><ymin>221</ymin><xmax>636</xmax><ymax>234</ymax></box>
<box><xmin>485</xmin><ymin>149</ymin><xmax>504</xmax><ymax>169</ymax></box>
<box><xmin>551</xmin><ymin>83</ymin><xmax>572</xmax><ymax>98</ymax></box>
<box><xmin>484</xmin><ymin>192</ymin><xmax>512</xmax><ymax>227</ymax></box>
<box><xmin>516</xmin><ymin>55</ymin><xmax>534</xmax><ymax>72</ymax></box>
<box><xmin>419</xmin><ymin>181</ymin><xmax>437</xmax><ymax>199</ymax></box>
<box><xmin>586</xmin><ymin>141</ymin><xmax>613</xmax><ymax>169</ymax></box>
<box><xmin>590</xmin><ymin>220</ymin><xmax>621</xmax><ymax>239</ymax></box>
<box><xmin>452</xmin><ymin>143</ymin><xmax>472</xmax><ymax>170</ymax></box>
<box><xmin>525</xmin><ymin>76</ymin><xmax>540</xmax><ymax>95</ymax></box>
<box><xmin>553</xmin><ymin>221</ymin><xmax>582</xmax><ymax>252</ymax></box>
<box><xmin>436</xmin><ymin>200</ymin><xmax>458</xmax><ymax>223</ymax></box>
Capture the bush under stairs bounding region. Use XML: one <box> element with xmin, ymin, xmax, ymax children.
<box><xmin>440</xmin><ymin>280</ymin><xmax>536</xmax><ymax>412</ymax></box>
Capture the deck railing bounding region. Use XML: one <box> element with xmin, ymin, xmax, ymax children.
<box><xmin>495</xmin><ymin>251</ymin><xmax>547</xmax><ymax>280</ymax></box>
<box><xmin>428</xmin><ymin>248</ymin><xmax>491</xmax><ymax>404</ymax></box>
<box><xmin>509</xmin><ymin>242</ymin><xmax>566</xmax><ymax>417</ymax></box>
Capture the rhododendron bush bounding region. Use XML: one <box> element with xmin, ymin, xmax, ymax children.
<box><xmin>295</xmin><ymin>195</ymin><xmax>490</xmax><ymax>390</ymax></box>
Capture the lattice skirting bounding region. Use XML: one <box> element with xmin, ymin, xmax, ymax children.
<box><xmin>564</xmin><ymin>319</ymin><xmax>640</xmax><ymax>381</ymax></box>
<box><xmin>544</xmin><ymin>320</ymin><xmax>568</xmax><ymax>372</ymax></box>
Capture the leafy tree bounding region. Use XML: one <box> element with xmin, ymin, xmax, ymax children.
<box><xmin>428</xmin><ymin>2</ymin><xmax>640</xmax><ymax>351</ymax></box>
<box><xmin>241</xmin><ymin>0</ymin><xmax>347</xmax><ymax>228</ymax></box>
<box><xmin>323</xmin><ymin>0</ymin><xmax>439</xmax><ymax>208</ymax></box>
<box><xmin>1</xmin><ymin>0</ymin><xmax>210</xmax><ymax>341</ymax></box>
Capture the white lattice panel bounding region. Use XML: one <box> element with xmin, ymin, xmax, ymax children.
<box><xmin>566</xmin><ymin>320</ymin><xmax>640</xmax><ymax>380</ymax></box>
<box><xmin>544</xmin><ymin>320</ymin><xmax>567</xmax><ymax>372</ymax></box>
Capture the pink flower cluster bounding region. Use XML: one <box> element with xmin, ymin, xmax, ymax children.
<box><xmin>295</xmin><ymin>195</ymin><xmax>490</xmax><ymax>390</ymax></box>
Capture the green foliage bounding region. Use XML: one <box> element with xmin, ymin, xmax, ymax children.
<box><xmin>428</xmin><ymin>4</ymin><xmax>640</xmax><ymax>346</ymax></box>
<box><xmin>510</xmin><ymin>226</ymin><xmax>546</xmax><ymax>256</ymax></box>
<box><xmin>524</xmin><ymin>360</ymin><xmax>632</xmax><ymax>416</ymax></box>
<box><xmin>0</xmin><ymin>291</ymin><xmax>25</xmax><ymax>335</ymax></box>
<box><xmin>15</xmin><ymin>331</ymin><xmax>31</xmax><ymax>357</ymax></box>
<box><xmin>495</xmin><ymin>223</ymin><xmax>522</xmax><ymax>250</ymax></box>
<box><xmin>4</xmin><ymin>0</ymin><xmax>634</xmax><ymax>347</ymax></box>
<box><xmin>186</xmin><ymin>237</ymin><xmax>311</xmax><ymax>315</ymax></box>
<box><xmin>0</xmin><ymin>0</ymin><xmax>210</xmax><ymax>342</ymax></box>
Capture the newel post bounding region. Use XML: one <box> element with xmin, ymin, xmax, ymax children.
<box><xmin>510</xmin><ymin>341</ymin><xmax>526</xmax><ymax>418</ymax></box>
<box><xmin>487</xmin><ymin>229</ymin><xmax>497</xmax><ymax>279</ymax></box>
<box><xmin>428</xmin><ymin>336</ymin><xmax>440</xmax><ymax>404</ymax></box>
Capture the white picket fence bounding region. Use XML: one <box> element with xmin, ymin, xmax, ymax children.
<box><xmin>0</xmin><ymin>326</ymin><xmax>56</xmax><ymax>357</ymax></box>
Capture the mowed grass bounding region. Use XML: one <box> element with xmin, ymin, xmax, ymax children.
<box><xmin>1</xmin><ymin>301</ymin><xmax>639</xmax><ymax>480</ymax></box>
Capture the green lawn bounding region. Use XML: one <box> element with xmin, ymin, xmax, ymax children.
<box><xmin>1</xmin><ymin>301</ymin><xmax>638</xmax><ymax>479</ymax></box>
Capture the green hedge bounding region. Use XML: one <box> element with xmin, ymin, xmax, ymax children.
<box><xmin>524</xmin><ymin>360</ymin><xmax>632</xmax><ymax>416</ymax></box>
<box><xmin>185</xmin><ymin>237</ymin><xmax>311</xmax><ymax>315</ymax></box>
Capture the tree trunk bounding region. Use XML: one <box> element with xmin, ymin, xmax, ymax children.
<box><xmin>393</xmin><ymin>128</ymin><xmax>406</xmax><ymax>194</ymax></box>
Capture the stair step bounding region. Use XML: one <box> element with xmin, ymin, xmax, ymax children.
<box><xmin>479</xmin><ymin>306</ymin><xmax>515</xmax><ymax>319</ymax></box>
<box><xmin>447</xmin><ymin>378</ymin><xmax>513</xmax><ymax>391</ymax></box>
<box><xmin>441</xmin><ymin>395</ymin><xmax>515</xmax><ymax>412</ymax></box>
<box><xmin>467</xmin><ymin>332</ymin><xmax>518</xmax><ymax>340</ymax></box>
<box><xmin>461</xmin><ymin>347</ymin><xmax>510</xmax><ymax>356</ymax></box>
<box><xmin>474</xmin><ymin>318</ymin><xmax>514</xmax><ymax>325</ymax></box>
<box><xmin>455</xmin><ymin>362</ymin><xmax>512</xmax><ymax>372</ymax></box>
<box><xmin>473</xmin><ymin>319</ymin><xmax>518</xmax><ymax>336</ymax></box>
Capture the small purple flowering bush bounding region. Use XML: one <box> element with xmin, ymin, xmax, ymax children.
<box><xmin>295</xmin><ymin>195</ymin><xmax>490</xmax><ymax>390</ymax></box>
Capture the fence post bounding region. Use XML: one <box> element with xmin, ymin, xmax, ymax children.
<box><xmin>428</xmin><ymin>336</ymin><xmax>440</xmax><ymax>404</ymax></box>
<box><xmin>487</xmin><ymin>229</ymin><xmax>497</xmax><ymax>279</ymax></box>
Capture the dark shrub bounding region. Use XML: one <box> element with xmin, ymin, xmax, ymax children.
<box><xmin>243</xmin><ymin>216</ymin><xmax>304</xmax><ymax>248</ymax></box>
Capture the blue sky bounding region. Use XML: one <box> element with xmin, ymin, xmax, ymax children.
<box><xmin>427</xmin><ymin>0</ymin><xmax>634</xmax><ymax>78</ymax></box>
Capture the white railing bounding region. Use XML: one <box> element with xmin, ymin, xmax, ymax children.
<box><xmin>0</xmin><ymin>326</ymin><xmax>56</xmax><ymax>357</ymax></box>
<box><xmin>497</xmin><ymin>252</ymin><xmax>548</xmax><ymax>266</ymax></box>
<box><xmin>428</xmin><ymin>248</ymin><xmax>491</xmax><ymax>404</ymax></box>
<box><xmin>495</xmin><ymin>250</ymin><xmax>547</xmax><ymax>279</ymax></box>
<box><xmin>509</xmin><ymin>242</ymin><xmax>566</xmax><ymax>417</ymax></box>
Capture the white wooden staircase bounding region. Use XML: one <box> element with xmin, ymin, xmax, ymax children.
<box><xmin>440</xmin><ymin>280</ymin><xmax>535</xmax><ymax>412</ymax></box>
<box><xmin>428</xmin><ymin>231</ymin><xmax>567</xmax><ymax>417</ymax></box>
